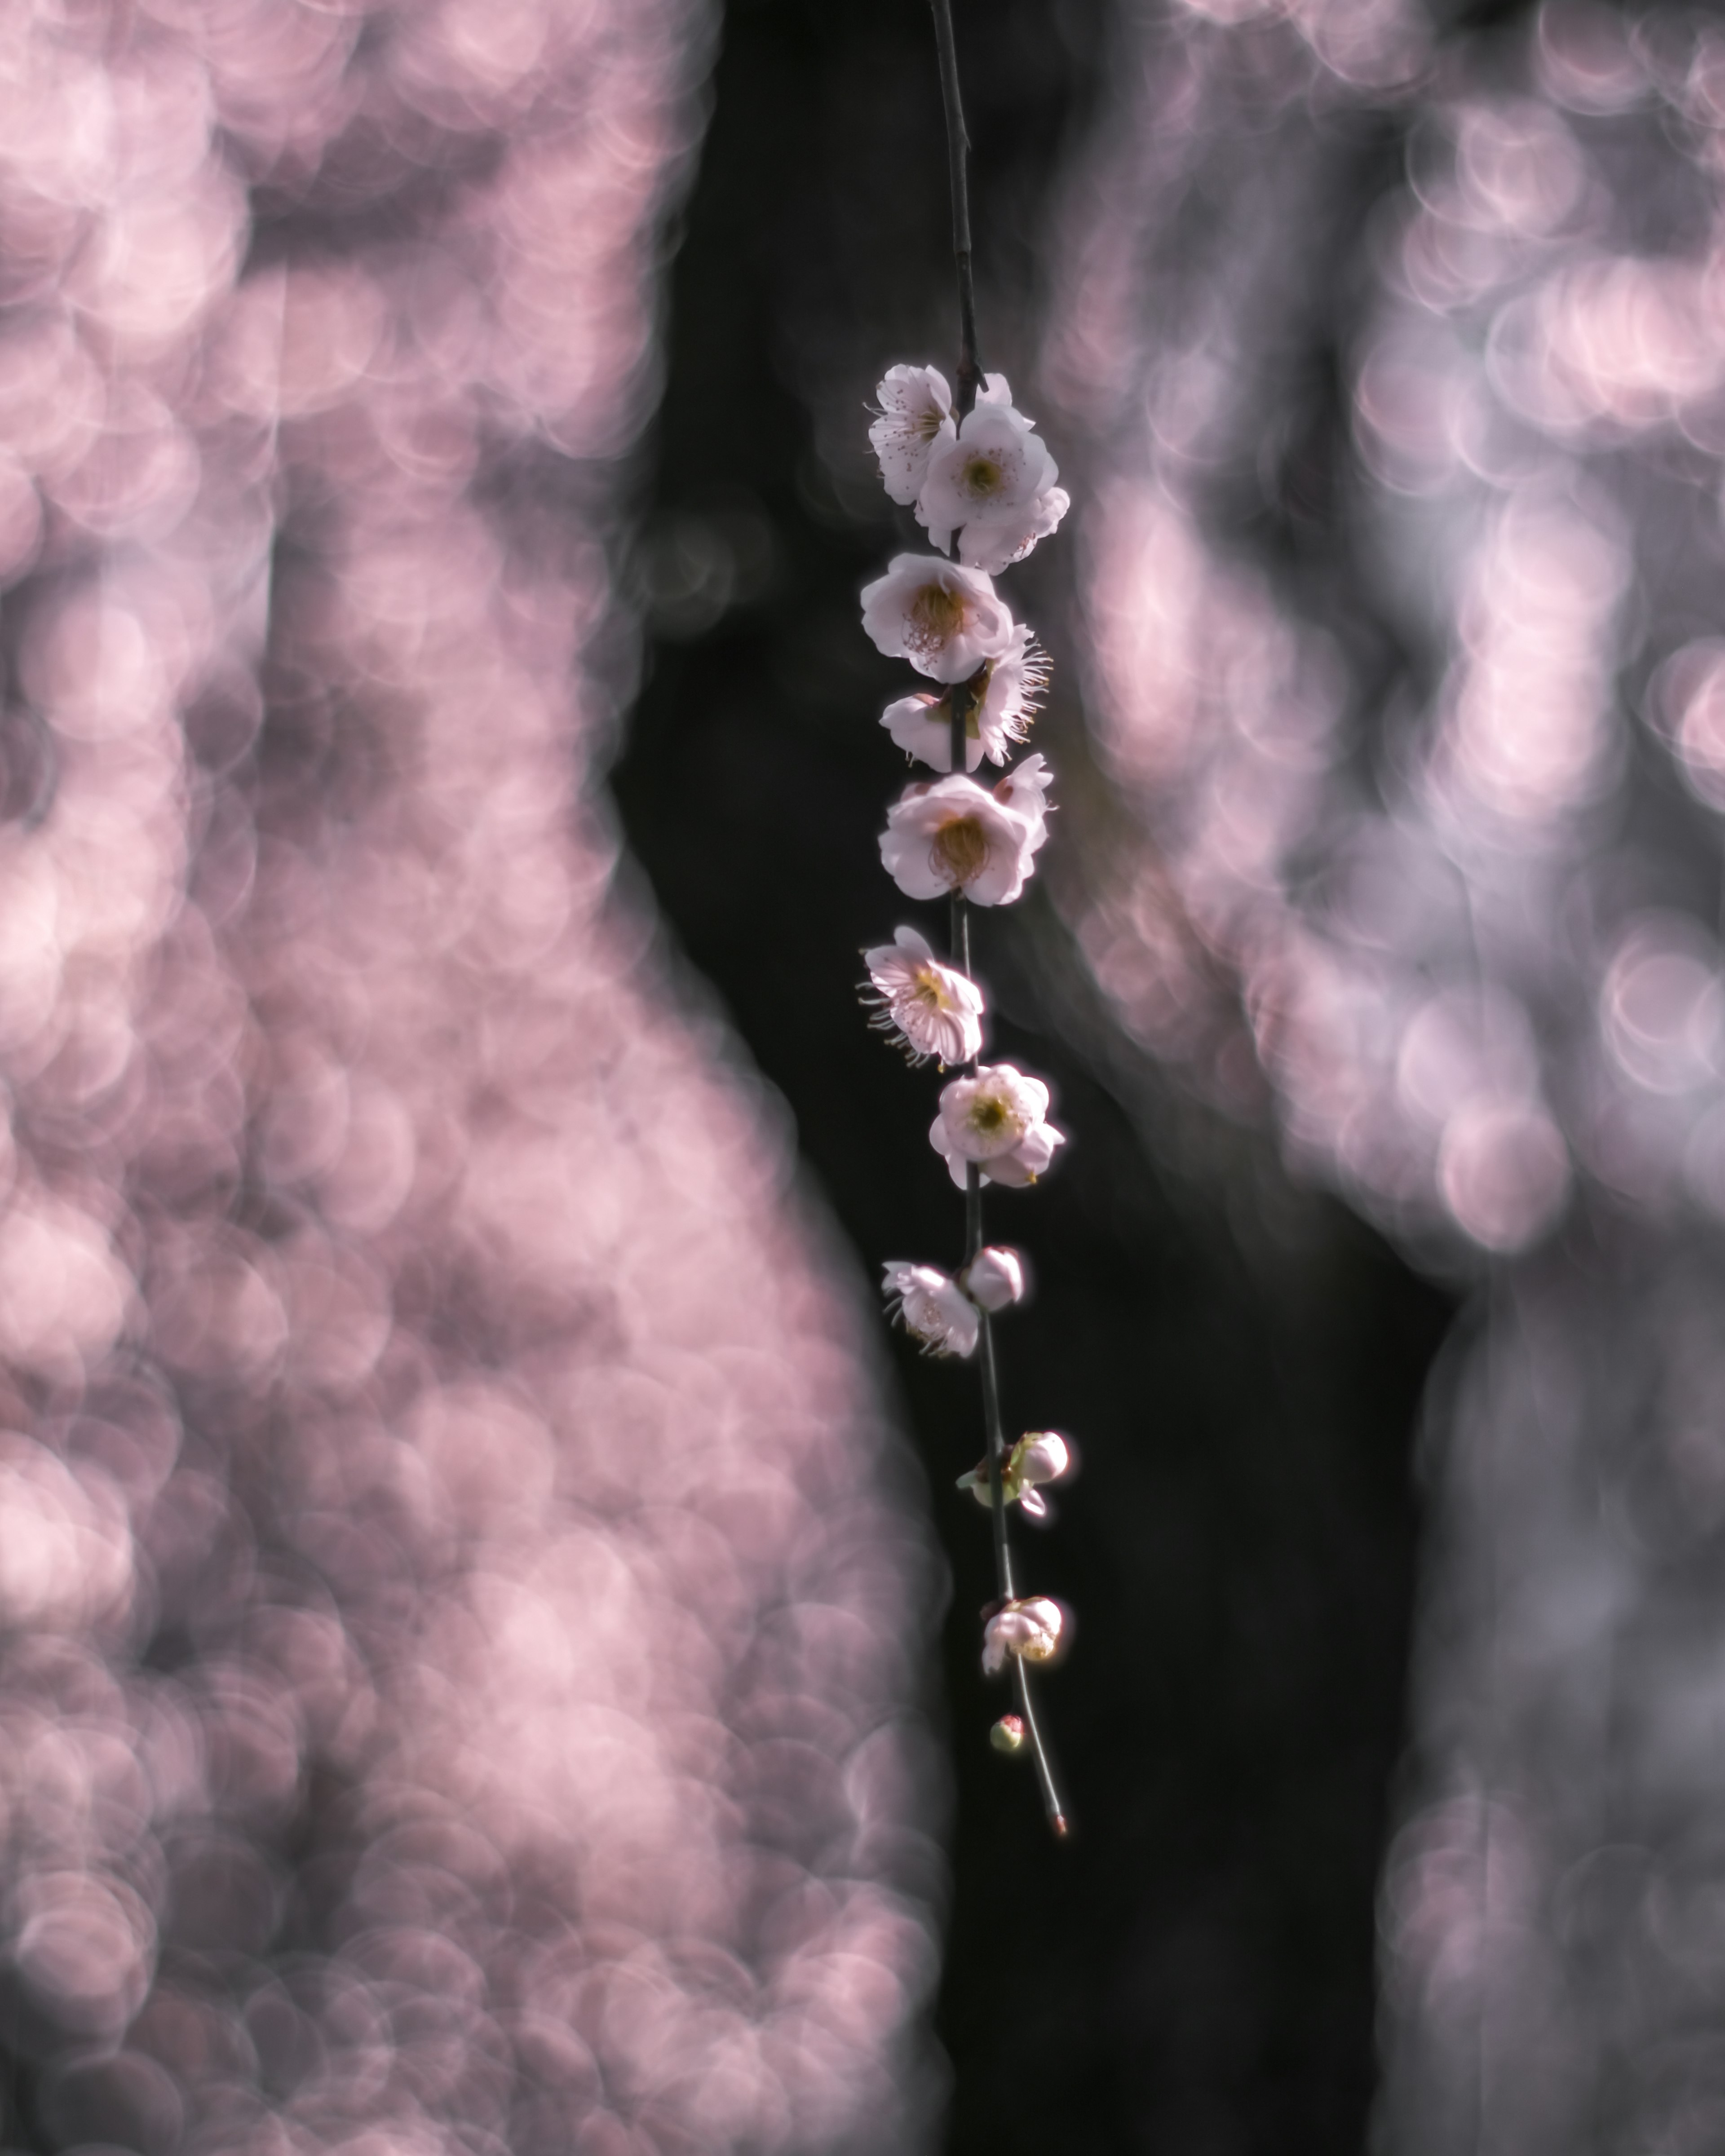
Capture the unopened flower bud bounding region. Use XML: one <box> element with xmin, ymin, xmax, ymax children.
<box><xmin>982</xmin><ymin>1595</ymin><xmax>1064</xmax><ymax>1675</ymax></box>
<box><xmin>991</xmin><ymin>1714</ymin><xmax>1026</xmax><ymax>1755</ymax></box>
<box><xmin>961</xmin><ymin>1245</ymin><xmax>1024</xmax><ymax>1312</ymax></box>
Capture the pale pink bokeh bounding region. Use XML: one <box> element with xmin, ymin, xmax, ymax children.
<box><xmin>0</xmin><ymin>3</ymin><xmax>943</xmax><ymax>2151</ymax></box>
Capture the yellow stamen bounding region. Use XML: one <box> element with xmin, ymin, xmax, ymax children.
<box><xmin>906</xmin><ymin>581</ymin><xmax>969</xmax><ymax>660</ymax></box>
<box><xmin>930</xmin><ymin>815</ymin><xmax>988</xmax><ymax>888</ymax></box>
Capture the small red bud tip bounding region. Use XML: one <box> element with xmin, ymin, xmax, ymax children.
<box><xmin>989</xmin><ymin>1714</ymin><xmax>1025</xmax><ymax>1755</ymax></box>
<box><xmin>1050</xmin><ymin>1812</ymin><xmax>1070</xmax><ymax>1840</ymax></box>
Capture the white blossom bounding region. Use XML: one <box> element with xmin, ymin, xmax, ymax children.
<box><xmin>958</xmin><ymin>485</ymin><xmax>1070</xmax><ymax>575</ymax></box>
<box><xmin>993</xmin><ymin>749</ymin><xmax>1054</xmax><ymax>836</ymax></box>
<box><xmin>959</xmin><ymin>1430</ymin><xmax>1071</xmax><ymax>1519</ymax></box>
<box><xmin>879</xmin><ymin>625</ymin><xmax>1049</xmax><ymax>773</ymax></box>
<box><xmin>961</xmin><ymin>1244</ymin><xmax>1024</xmax><ymax>1311</ymax></box>
<box><xmin>862</xmin><ymin>926</ymin><xmax>984</xmax><ymax>1067</ymax></box>
<box><xmin>879</xmin><ymin>774</ymin><xmax>1041</xmax><ymax>906</ymax></box>
<box><xmin>982</xmin><ymin>1595</ymin><xmax>1064</xmax><ymax>1675</ymax></box>
<box><xmin>917</xmin><ymin>401</ymin><xmax>1060</xmax><ymax>556</ymax></box>
<box><xmin>881</xmin><ymin>1261</ymin><xmax>979</xmax><ymax>1358</ymax></box>
<box><xmin>930</xmin><ymin>1062</ymin><xmax>1066</xmax><ymax>1188</ymax></box>
<box><xmin>860</xmin><ymin>554</ymin><xmax>1017</xmax><ymax>684</ymax></box>
<box><xmin>869</xmin><ymin>365</ymin><xmax>955</xmax><ymax>506</ymax></box>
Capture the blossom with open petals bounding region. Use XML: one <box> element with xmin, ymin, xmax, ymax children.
<box><xmin>958</xmin><ymin>1430</ymin><xmax>1071</xmax><ymax>1519</ymax></box>
<box><xmin>881</xmin><ymin>1262</ymin><xmax>979</xmax><ymax>1358</ymax></box>
<box><xmin>958</xmin><ymin>485</ymin><xmax>1070</xmax><ymax>575</ymax></box>
<box><xmin>930</xmin><ymin>1063</ymin><xmax>1066</xmax><ymax>1188</ymax></box>
<box><xmin>860</xmin><ymin>554</ymin><xmax>1017</xmax><ymax>684</ymax></box>
<box><xmin>879</xmin><ymin>625</ymin><xmax>1050</xmax><ymax>773</ymax></box>
<box><xmin>879</xmin><ymin>775</ymin><xmax>1039</xmax><ymax>906</ymax></box>
<box><xmin>869</xmin><ymin>365</ymin><xmax>955</xmax><ymax>505</ymax></box>
<box><xmin>993</xmin><ymin>749</ymin><xmax>1054</xmax><ymax>843</ymax></box>
<box><xmin>960</xmin><ymin>1245</ymin><xmax>1024</xmax><ymax>1311</ymax></box>
<box><xmin>917</xmin><ymin>401</ymin><xmax>1060</xmax><ymax>555</ymax></box>
<box><xmin>982</xmin><ymin>1595</ymin><xmax>1064</xmax><ymax>1675</ymax></box>
<box><xmin>862</xmin><ymin>926</ymin><xmax>983</xmax><ymax>1067</ymax></box>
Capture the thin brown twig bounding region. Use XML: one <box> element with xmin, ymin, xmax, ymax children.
<box><xmin>929</xmin><ymin>0</ymin><xmax>983</xmax><ymax>420</ymax></box>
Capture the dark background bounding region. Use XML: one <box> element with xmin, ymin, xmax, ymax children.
<box><xmin>610</xmin><ymin>2</ymin><xmax>1459</xmax><ymax>2148</ymax></box>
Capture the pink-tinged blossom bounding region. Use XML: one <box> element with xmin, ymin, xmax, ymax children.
<box><xmin>880</xmin><ymin>625</ymin><xmax>1050</xmax><ymax>772</ymax></box>
<box><xmin>869</xmin><ymin>365</ymin><xmax>955</xmax><ymax>505</ymax></box>
<box><xmin>879</xmin><ymin>775</ymin><xmax>1041</xmax><ymax>906</ymax></box>
<box><xmin>960</xmin><ymin>1244</ymin><xmax>1025</xmax><ymax>1311</ymax></box>
<box><xmin>931</xmin><ymin>1063</ymin><xmax>1066</xmax><ymax>1188</ymax></box>
<box><xmin>862</xmin><ymin>926</ymin><xmax>984</xmax><ymax>1067</ymax></box>
<box><xmin>860</xmin><ymin>554</ymin><xmax>1017</xmax><ymax>683</ymax></box>
<box><xmin>958</xmin><ymin>485</ymin><xmax>1070</xmax><ymax>576</ymax></box>
<box><xmin>994</xmin><ymin>747</ymin><xmax>1055</xmax><ymax>824</ymax></box>
<box><xmin>917</xmin><ymin>401</ymin><xmax>1061</xmax><ymax>556</ymax></box>
<box><xmin>881</xmin><ymin>1262</ymin><xmax>979</xmax><ymax>1359</ymax></box>
<box><xmin>990</xmin><ymin>1714</ymin><xmax>1026</xmax><ymax>1754</ymax></box>
<box><xmin>982</xmin><ymin>1595</ymin><xmax>1064</xmax><ymax>1675</ymax></box>
<box><xmin>959</xmin><ymin>1430</ymin><xmax>1071</xmax><ymax>1519</ymax></box>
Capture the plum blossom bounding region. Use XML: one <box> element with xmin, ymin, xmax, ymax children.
<box><xmin>917</xmin><ymin>401</ymin><xmax>1060</xmax><ymax>551</ymax></box>
<box><xmin>869</xmin><ymin>364</ymin><xmax>955</xmax><ymax>506</ymax></box>
<box><xmin>862</xmin><ymin>926</ymin><xmax>984</xmax><ymax>1067</ymax></box>
<box><xmin>860</xmin><ymin>554</ymin><xmax>1017</xmax><ymax>683</ymax></box>
<box><xmin>930</xmin><ymin>1063</ymin><xmax>1066</xmax><ymax>1188</ymax></box>
<box><xmin>880</xmin><ymin>625</ymin><xmax>1049</xmax><ymax>772</ymax></box>
<box><xmin>879</xmin><ymin>774</ymin><xmax>1041</xmax><ymax>906</ymax></box>
<box><xmin>958</xmin><ymin>485</ymin><xmax>1070</xmax><ymax>576</ymax></box>
<box><xmin>990</xmin><ymin>1714</ymin><xmax>1026</xmax><ymax>1754</ymax></box>
<box><xmin>982</xmin><ymin>1595</ymin><xmax>1064</xmax><ymax>1675</ymax></box>
<box><xmin>958</xmin><ymin>1430</ymin><xmax>1071</xmax><ymax>1519</ymax></box>
<box><xmin>992</xmin><ymin>750</ymin><xmax>1054</xmax><ymax>854</ymax></box>
<box><xmin>881</xmin><ymin>1261</ymin><xmax>979</xmax><ymax>1358</ymax></box>
<box><xmin>960</xmin><ymin>1244</ymin><xmax>1024</xmax><ymax>1311</ymax></box>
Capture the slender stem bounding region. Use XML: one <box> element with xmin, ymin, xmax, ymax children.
<box><xmin>1013</xmin><ymin>1658</ymin><xmax>1068</xmax><ymax>1837</ymax></box>
<box><xmin>929</xmin><ymin>0</ymin><xmax>982</xmax><ymax>418</ymax></box>
<box><xmin>977</xmin><ymin>1307</ymin><xmax>1013</xmax><ymax>1599</ymax></box>
<box><xmin>948</xmin><ymin>894</ymin><xmax>1069</xmax><ymax>1837</ymax></box>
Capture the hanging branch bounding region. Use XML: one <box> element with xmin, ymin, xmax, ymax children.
<box><xmin>930</xmin><ymin>0</ymin><xmax>983</xmax><ymax>421</ymax></box>
<box><xmin>857</xmin><ymin>0</ymin><xmax>1077</xmax><ymax>1839</ymax></box>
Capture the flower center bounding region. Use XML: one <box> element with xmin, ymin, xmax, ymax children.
<box><xmin>910</xmin><ymin>964</ymin><xmax>954</xmax><ymax>1013</ymax></box>
<box><xmin>930</xmin><ymin>815</ymin><xmax>989</xmax><ymax>888</ymax></box>
<box><xmin>906</xmin><ymin>582</ymin><xmax>968</xmax><ymax>658</ymax></box>
<box><xmin>915</xmin><ymin>405</ymin><xmax>946</xmax><ymax>442</ymax></box>
<box><xmin>959</xmin><ymin>452</ymin><xmax>1008</xmax><ymax>501</ymax></box>
<box><xmin>966</xmin><ymin>1091</ymin><xmax>1022</xmax><ymax>1140</ymax></box>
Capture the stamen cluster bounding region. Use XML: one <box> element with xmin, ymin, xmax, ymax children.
<box><xmin>857</xmin><ymin>358</ymin><xmax>1078</xmax><ymax>1817</ymax></box>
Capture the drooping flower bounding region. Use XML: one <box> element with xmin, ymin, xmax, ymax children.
<box><xmin>958</xmin><ymin>1430</ymin><xmax>1072</xmax><ymax>1519</ymax></box>
<box><xmin>879</xmin><ymin>775</ymin><xmax>1040</xmax><ymax>906</ymax></box>
<box><xmin>930</xmin><ymin>1062</ymin><xmax>1066</xmax><ymax>1188</ymax></box>
<box><xmin>961</xmin><ymin>1244</ymin><xmax>1025</xmax><ymax>1311</ymax></box>
<box><xmin>958</xmin><ymin>485</ymin><xmax>1070</xmax><ymax>576</ymax></box>
<box><xmin>982</xmin><ymin>1595</ymin><xmax>1064</xmax><ymax>1675</ymax></box>
<box><xmin>993</xmin><ymin>749</ymin><xmax>1054</xmax><ymax>840</ymax></box>
<box><xmin>879</xmin><ymin>624</ymin><xmax>1050</xmax><ymax>772</ymax></box>
<box><xmin>916</xmin><ymin>401</ymin><xmax>1060</xmax><ymax>556</ymax></box>
<box><xmin>881</xmin><ymin>1261</ymin><xmax>979</xmax><ymax>1358</ymax></box>
<box><xmin>860</xmin><ymin>554</ymin><xmax>1017</xmax><ymax>684</ymax></box>
<box><xmin>868</xmin><ymin>364</ymin><xmax>955</xmax><ymax>506</ymax></box>
<box><xmin>861</xmin><ymin>926</ymin><xmax>984</xmax><ymax>1067</ymax></box>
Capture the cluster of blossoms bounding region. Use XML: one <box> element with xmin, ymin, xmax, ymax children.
<box><xmin>857</xmin><ymin>361</ymin><xmax>1075</xmax><ymax>1788</ymax></box>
